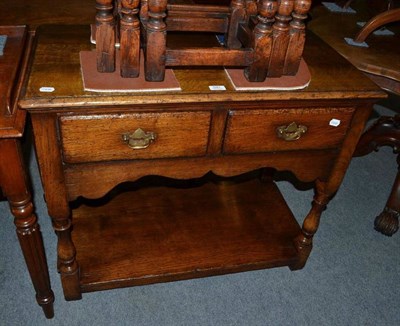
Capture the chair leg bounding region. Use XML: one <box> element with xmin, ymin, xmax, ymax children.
<box><xmin>354</xmin><ymin>115</ymin><xmax>400</xmax><ymax>236</ymax></box>
<box><xmin>120</xmin><ymin>0</ymin><xmax>141</xmax><ymax>78</ymax></box>
<box><xmin>226</xmin><ymin>0</ymin><xmax>246</xmax><ymax>49</ymax></box>
<box><xmin>145</xmin><ymin>0</ymin><xmax>167</xmax><ymax>81</ymax></box>
<box><xmin>96</xmin><ymin>0</ymin><xmax>116</xmax><ymax>72</ymax></box>
<box><xmin>374</xmin><ymin>156</ymin><xmax>400</xmax><ymax>236</ymax></box>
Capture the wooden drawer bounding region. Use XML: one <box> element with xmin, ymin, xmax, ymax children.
<box><xmin>223</xmin><ymin>108</ymin><xmax>355</xmax><ymax>154</ymax></box>
<box><xmin>60</xmin><ymin>111</ymin><xmax>211</xmax><ymax>163</ymax></box>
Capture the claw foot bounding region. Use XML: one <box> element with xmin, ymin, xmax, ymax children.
<box><xmin>374</xmin><ymin>207</ymin><xmax>399</xmax><ymax>236</ymax></box>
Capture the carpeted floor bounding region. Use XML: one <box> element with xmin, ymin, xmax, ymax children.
<box><xmin>1</xmin><ymin>102</ymin><xmax>399</xmax><ymax>326</ymax></box>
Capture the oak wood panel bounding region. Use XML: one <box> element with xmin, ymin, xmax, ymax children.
<box><xmin>224</xmin><ymin>107</ymin><xmax>355</xmax><ymax>154</ymax></box>
<box><xmin>60</xmin><ymin>111</ymin><xmax>211</xmax><ymax>163</ymax></box>
<box><xmin>166</xmin><ymin>3</ymin><xmax>229</xmax><ymax>32</ymax></box>
<box><xmin>165</xmin><ymin>48</ymin><xmax>254</xmax><ymax>66</ymax></box>
<box><xmin>19</xmin><ymin>25</ymin><xmax>385</xmax><ymax>110</ymax></box>
<box><xmin>64</xmin><ymin>151</ymin><xmax>338</xmax><ymax>200</ymax></box>
<box><xmin>165</xmin><ymin>17</ymin><xmax>228</xmax><ymax>32</ymax></box>
<box><xmin>0</xmin><ymin>0</ymin><xmax>95</xmax><ymax>29</ymax></box>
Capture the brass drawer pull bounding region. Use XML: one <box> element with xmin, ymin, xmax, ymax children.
<box><xmin>121</xmin><ymin>128</ymin><xmax>157</xmax><ymax>149</ymax></box>
<box><xmin>276</xmin><ymin>122</ymin><xmax>308</xmax><ymax>141</ymax></box>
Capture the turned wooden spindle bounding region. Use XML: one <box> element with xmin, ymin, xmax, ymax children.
<box><xmin>290</xmin><ymin>180</ymin><xmax>329</xmax><ymax>270</ymax></box>
<box><xmin>53</xmin><ymin>216</ymin><xmax>81</xmax><ymax>300</ymax></box>
<box><xmin>226</xmin><ymin>0</ymin><xmax>247</xmax><ymax>49</ymax></box>
<box><xmin>96</xmin><ymin>0</ymin><xmax>116</xmax><ymax>72</ymax></box>
<box><xmin>267</xmin><ymin>0</ymin><xmax>294</xmax><ymax>77</ymax></box>
<box><xmin>140</xmin><ymin>0</ymin><xmax>149</xmax><ymax>25</ymax></box>
<box><xmin>245</xmin><ymin>0</ymin><xmax>278</xmax><ymax>82</ymax></box>
<box><xmin>245</xmin><ymin>0</ymin><xmax>258</xmax><ymax>17</ymax></box>
<box><xmin>284</xmin><ymin>0</ymin><xmax>311</xmax><ymax>75</ymax></box>
<box><xmin>290</xmin><ymin>105</ymin><xmax>375</xmax><ymax>269</ymax></box>
<box><xmin>145</xmin><ymin>0</ymin><xmax>167</xmax><ymax>81</ymax></box>
<box><xmin>120</xmin><ymin>0</ymin><xmax>141</xmax><ymax>78</ymax></box>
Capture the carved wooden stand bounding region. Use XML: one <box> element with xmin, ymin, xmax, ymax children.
<box><xmin>95</xmin><ymin>0</ymin><xmax>312</xmax><ymax>81</ymax></box>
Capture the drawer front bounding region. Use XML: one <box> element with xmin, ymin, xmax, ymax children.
<box><xmin>223</xmin><ymin>108</ymin><xmax>354</xmax><ymax>154</ymax></box>
<box><xmin>60</xmin><ymin>111</ymin><xmax>211</xmax><ymax>163</ymax></box>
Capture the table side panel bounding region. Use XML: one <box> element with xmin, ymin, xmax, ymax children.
<box><xmin>63</xmin><ymin>150</ymin><xmax>339</xmax><ymax>200</ymax></box>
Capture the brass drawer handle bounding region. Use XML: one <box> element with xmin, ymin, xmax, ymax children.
<box><xmin>276</xmin><ymin>122</ymin><xmax>308</xmax><ymax>141</ymax></box>
<box><xmin>121</xmin><ymin>128</ymin><xmax>157</xmax><ymax>149</ymax></box>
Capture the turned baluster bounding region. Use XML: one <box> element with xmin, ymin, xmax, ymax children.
<box><xmin>284</xmin><ymin>0</ymin><xmax>311</xmax><ymax>75</ymax></box>
<box><xmin>245</xmin><ymin>0</ymin><xmax>278</xmax><ymax>82</ymax></box>
<box><xmin>53</xmin><ymin>216</ymin><xmax>81</xmax><ymax>300</ymax></box>
<box><xmin>290</xmin><ymin>180</ymin><xmax>329</xmax><ymax>270</ymax></box>
<box><xmin>96</xmin><ymin>0</ymin><xmax>116</xmax><ymax>72</ymax></box>
<box><xmin>120</xmin><ymin>0</ymin><xmax>141</xmax><ymax>78</ymax></box>
<box><xmin>145</xmin><ymin>0</ymin><xmax>167</xmax><ymax>81</ymax></box>
<box><xmin>245</xmin><ymin>0</ymin><xmax>258</xmax><ymax>17</ymax></box>
<box><xmin>140</xmin><ymin>0</ymin><xmax>149</xmax><ymax>25</ymax></box>
<box><xmin>267</xmin><ymin>0</ymin><xmax>294</xmax><ymax>77</ymax></box>
<box><xmin>226</xmin><ymin>0</ymin><xmax>247</xmax><ymax>49</ymax></box>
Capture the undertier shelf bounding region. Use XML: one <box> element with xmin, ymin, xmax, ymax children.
<box><xmin>71</xmin><ymin>176</ymin><xmax>301</xmax><ymax>292</ymax></box>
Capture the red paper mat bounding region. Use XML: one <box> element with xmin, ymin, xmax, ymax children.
<box><xmin>225</xmin><ymin>59</ymin><xmax>311</xmax><ymax>91</ymax></box>
<box><xmin>80</xmin><ymin>51</ymin><xmax>181</xmax><ymax>93</ymax></box>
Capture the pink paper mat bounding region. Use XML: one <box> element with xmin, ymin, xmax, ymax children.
<box><xmin>225</xmin><ymin>59</ymin><xmax>311</xmax><ymax>91</ymax></box>
<box><xmin>80</xmin><ymin>51</ymin><xmax>181</xmax><ymax>93</ymax></box>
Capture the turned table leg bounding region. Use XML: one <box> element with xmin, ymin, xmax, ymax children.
<box><xmin>0</xmin><ymin>139</ymin><xmax>54</xmax><ymax>318</ymax></box>
<box><xmin>30</xmin><ymin>113</ymin><xmax>82</xmax><ymax>301</ymax></box>
<box><xmin>291</xmin><ymin>103</ymin><xmax>374</xmax><ymax>268</ymax></box>
<box><xmin>96</xmin><ymin>0</ymin><xmax>116</xmax><ymax>72</ymax></box>
<box><xmin>290</xmin><ymin>180</ymin><xmax>329</xmax><ymax>270</ymax></box>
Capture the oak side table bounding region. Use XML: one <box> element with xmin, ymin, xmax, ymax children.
<box><xmin>19</xmin><ymin>25</ymin><xmax>385</xmax><ymax>306</ymax></box>
<box><xmin>0</xmin><ymin>26</ymin><xmax>54</xmax><ymax>318</ymax></box>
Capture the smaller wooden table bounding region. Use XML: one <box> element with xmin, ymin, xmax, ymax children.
<box><xmin>0</xmin><ymin>26</ymin><xmax>54</xmax><ymax>318</ymax></box>
<box><xmin>20</xmin><ymin>25</ymin><xmax>385</xmax><ymax>306</ymax></box>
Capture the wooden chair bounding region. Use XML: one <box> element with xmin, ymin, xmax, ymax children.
<box><xmin>95</xmin><ymin>0</ymin><xmax>312</xmax><ymax>82</ymax></box>
<box><xmin>354</xmin><ymin>114</ymin><xmax>400</xmax><ymax>236</ymax></box>
<box><xmin>351</xmin><ymin>3</ymin><xmax>400</xmax><ymax>236</ymax></box>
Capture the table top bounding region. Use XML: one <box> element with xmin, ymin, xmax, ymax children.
<box><xmin>0</xmin><ymin>0</ymin><xmax>94</xmax><ymax>30</ymax></box>
<box><xmin>0</xmin><ymin>26</ymin><xmax>29</xmax><ymax>138</ymax></box>
<box><xmin>19</xmin><ymin>24</ymin><xmax>385</xmax><ymax>111</ymax></box>
<box><xmin>309</xmin><ymin>2</ymin><xmax>400</xmax><ymax>84</ymax></box>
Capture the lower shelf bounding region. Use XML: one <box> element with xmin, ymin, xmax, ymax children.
<box><xmin>72</xmin><ymin>176</ymin><xmax>301</xmax><ymax>293</ymax></box>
